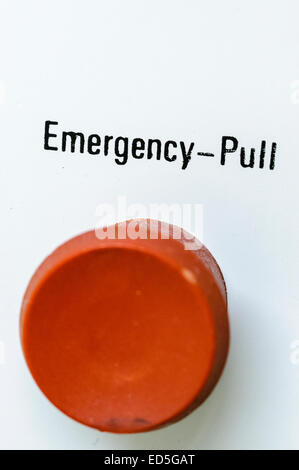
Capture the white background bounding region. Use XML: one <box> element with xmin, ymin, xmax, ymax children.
<box><xmin>0</xmin><ymin>0</ymin><xmax>298</xmax><ymax>450</ymax></box>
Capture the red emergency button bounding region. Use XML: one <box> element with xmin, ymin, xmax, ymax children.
<box><xmin>20</xmin><ymin>219</ymin><xmax>229</xmax><ymax>433</ymax></box>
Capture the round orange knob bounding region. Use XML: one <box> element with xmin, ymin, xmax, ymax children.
<box><xmin>20</xmin><ymin>220</ymin><xmax>229</xmax><ymax>433</ymax></box>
